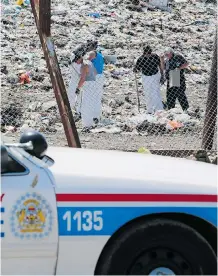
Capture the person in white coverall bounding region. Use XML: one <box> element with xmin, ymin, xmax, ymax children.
<box><xmin>73</xmin><ymin>52</ymin><xmax>97</xmax><ymax>130</ymax></box>
<box><xmin>88</xmin><ymin>49</ymin><xmax>105</xmax><ymax>124</ymax></box>
<box><xmin>134</xmin><ymin>45</ymin><xmax>165</xmax><ymax>114</ymax></box>
<box><xmin>67</xmin><ymin>55</ymin><xmax>82</xmax><ymax>115</ymax></box>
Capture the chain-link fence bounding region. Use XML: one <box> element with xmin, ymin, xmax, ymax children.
<box><xmin>1</xmin><ymin>0</ymin><xmax>217</xmax><ymax>160</ymax></box>
<box><xmin>62</xmin><ymin>0</ymin><xmax>217</xmax><ymax>156</ymax></box>
<box><xmin>1</xmin><ymin>0</ymin><xmax>68</xmax><ymax>145</ymax></box>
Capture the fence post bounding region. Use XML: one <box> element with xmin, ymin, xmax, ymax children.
<box><xmin>202</xmin><ymin>31</ymin><xmax>217</xmax><ymax>150</ymax></box>
<box><xmin>39</xmin><ymin>0</ymin><xmax>51</xmax><ymax>36</ymax></box>
<box><xmin>30</xmin><ymin>0</ymin><xmax>81</xmax><ymax>148</ymax></box>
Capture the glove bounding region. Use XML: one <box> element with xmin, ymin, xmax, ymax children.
<box><xmin>75</xmin><ymin>87</ymin><xmax>80</xmax><ymax>95</ymax></box>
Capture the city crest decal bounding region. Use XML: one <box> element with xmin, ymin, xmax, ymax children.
<box><xmin>10</xmin><ymin>192</ymin><xmax>53</xmax><ymax>239</ymax></box>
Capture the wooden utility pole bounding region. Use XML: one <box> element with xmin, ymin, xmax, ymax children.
<box><xmin>30</xmin><ymin>0</ymin><xmax>81</xmax><ymax>148</ymax></box>
<box><xmin>202</xmin><ymin>31</ymin><xmax>217</xmax><ymax>150</ymax></box>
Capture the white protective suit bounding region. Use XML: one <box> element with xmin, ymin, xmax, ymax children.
<box><xmin>67</xmin><ymin>62</ymin><xmax>82</xmax><ymax>113</ymax></box>
<box><xmin>142</xmin><ymin>72</ymin><xmax>163</xmax><ymax>113</ymax></box>
<box><xmin>92</xmin><ymin>73</ymin><xmax>104</xmax><ymax>120</ymax></box>
<box><xmin>80</xmin><ymin>61</ymin><xmax>97</xmax><ymax>128</ymax></box>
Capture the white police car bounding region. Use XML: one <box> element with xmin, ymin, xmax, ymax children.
<box><xmin>1</xmin><ymin>131</ymin><xmax>217</xmax><ymax>275</ymax></box>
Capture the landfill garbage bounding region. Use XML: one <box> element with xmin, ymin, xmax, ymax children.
<box><xmin>138</xmin><ymin>147</ymin><xmax>151</xmax><ymax>154</ymax></box>
<box><xmin>41</xmin><ymin>100</ymin><xmax>57</xmax><ymax>112</ymax></box>
<box><xmin>190</xmin><ymin>20</ymin><xmax>210</xmax><ymax>26</ymax></box>
<box><xmin>166</xmin><ymin>120</ymin><xmax>183</xmax><ymax>130</ymax></box>
<box><xmin>2</xmin><ymin>0</ymin><xmax>10</xmax><ymax>4</ymax></box>
<box><xmin>1</xmin><ymin>0</ymin><xmax>216</xmax><ymax>151</ymax></box>
<box><xmin>7</xmin><ymin>74</ymin><xmax>19</xmax><ymax>84</ymax></box>
<box><xmin>20</xmin><ymin>123</ymin><xmax>30</xmax><ymax>133</ymax></box>
<box><xmin>23</xmin><ymin>0</ymin><xmax>30</xmax><ymax>5</ymax></box>
<box><xmin>19</xmin><ymin>71</ymin><xmax>31</xmax><ymax>84</ymax></box>
<box><xmin>1</xmin><ymin>66</ymin><xmax>8</xmax><ymax>74</ymax></box>
<box><xmin>127</xmin><ymin>107</ymin><xmax>200</xmax><ymax>133</ymax></box>
<box><xmin>111</xmin><ymin>69</ymin><xmax>130</xmax><ymax>77</ymax></box>
<box><xmin>105</xmin><ymin>64</ymin><xmax>116</xmax><ymax>71</ymax></box>
<box><xmin>88</xmin><ymin>12</ymin><xmax>101</xmax><ymax>18</ymax></box>
<box><xmin>1</xmin><ymin>104</ymin><xmax>23</xmax><ymax>128</ymax></box>
<box><xmin>98</xmin><ymin>118</ymin><xmax>114</xmax><ymax>126</ymax></box>
<box><xmin>16</xmin><ymin>0</ymin><xmax>23</xmax><ymax>5</ymax></box>
<box><xmin>90</xmin><ymin>126</ymin><xmax>121</xmax><ymax>134</ymax></box>
<box><xmin>5</xmin><ymin>125</ymin><xmax>16</xmax><ymax>132</ymax></box>
<box><xmin>174</xmin><ymin>114</ymin><xmax>190</xmax><ymax>123</ymax></box>
<box><xmin>104</xmin><ymin>55</ymin><xmax>117</xmax><ymax>64</ymax></box>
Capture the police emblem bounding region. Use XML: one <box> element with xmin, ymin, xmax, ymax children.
<box><xmin>10</xmin><ymin>192</ymin><xmax>53</xmax><ymax>239</ymax></box>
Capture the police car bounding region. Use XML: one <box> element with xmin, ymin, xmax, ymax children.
<box><xmin>1</xmin><ymin>130</ymin><xmax>217</xmax><ymax>275</ymax></box>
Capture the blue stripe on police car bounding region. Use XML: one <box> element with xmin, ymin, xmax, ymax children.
<box><xmin>58</xmin><ymin>206</ymin><xmax>217</xmax><ymax>236</ymax></box>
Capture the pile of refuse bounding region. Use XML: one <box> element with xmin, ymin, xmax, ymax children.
<box><xmin>1</xmin><ymin>100</ymin><xmax>62</xmax><ymax>136</ymax></box>
<box><xmin>1</xmin><ymin>0</ymin><xmax>216</xmax><ymax>150</ymax></box>
<box><xmin>129</xmin><ymin>107</ymin><xmax>204</xmax><ymax>132</ymax></box>
<box><xmin>88</xmin><ymin>104</ymin><xmax>204</xmax><ymax>135</ymax></box>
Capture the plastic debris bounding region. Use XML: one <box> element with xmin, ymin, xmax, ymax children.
<box><xmin>19</xmin><ymin>71</ymin><xmax>31</xmax><ymax>84</ymax></box>
<box><xmin>16</xmin><ymin>0</ymin><xmax>24</xmax><ymax>6</ymax></box>
<box><xmin>104</xmin><ymin>55</ymin><xmax>117</xmax><ymax>64</ymax></box>
<box><xmin>88</xmin><ymin>12</ymin><xmax>101</xmax><ymax>18</ymax></box>
<box><xmin>166</xmin><ymin>120</ymin><xmax>183</xmax><ymax>130</ymax></box>
<box><xmin>105</xmin><ymin>64</ymin><xmax>116</xmax><ymax>71</ymax></box>
<box><xmin>174</xmin><ymin>114</ymin><xmax>190</xmax><ymax>123</ymax></box>
<box><xmin>90</xmin><ymin>127</ymin><xmax>121</xmax><ymax>134</ymax></box>
<box><xmin>138</xmin><ymin>147</ymin><xmax>151</xmax><ymax>154</ymax></box>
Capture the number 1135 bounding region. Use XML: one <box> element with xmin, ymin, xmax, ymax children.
<box><xmin>63</xmin><ymin>210</ymin><xmax>103</xmax><ymax>232</ymax></box>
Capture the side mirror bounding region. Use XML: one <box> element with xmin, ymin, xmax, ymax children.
<box><xmin>1</xmin><ymin>145</ymin><xmax>9</xmax><ymax>173</ymax></box>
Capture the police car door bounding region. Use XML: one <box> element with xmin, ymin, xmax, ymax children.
<box><xmin>1</xmin><ymin>147</ymin><xmax>58</xmax><ymax>275</ymax></box>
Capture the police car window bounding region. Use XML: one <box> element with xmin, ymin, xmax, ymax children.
<box><xmin>1</xmin><ymin>155</ymin><xmax>26</xmax><ymax>174</ymax></box>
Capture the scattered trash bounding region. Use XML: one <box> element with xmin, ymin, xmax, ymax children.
<box><xmin>41</xmin><ymin>100</ymin><xmax>57</xmax><ymax>112</ymax></box>
<box><xmin>1</xmin><ymin>0</ymin><xmax>215</xmax><ymax>152</ymax></box>
<box><xmin>1</xmin><ymin>104</ymin><xmax>23</xmax><ymax>128</ymax></box>
<box><xmin>138</xmin><ymin>147</ymin><xmax>151</xmax><ymax>154</ymax></box>
<box><xmin>1</xmin><ymin>66</ymin><xmax>8</xmax><ymax>74</ymax></box>
<box><xmin>88</xmin><ymin>12</ymin><xmax>101</xmax><ymax>18</ymax></box>
<box><xmin>19</xmin><ymin>71</ymin><xmax>31</xmax><ymax>84</ymax></box>
<box><xmin>166</xmin><ymin>120</ymin><xmax>183</xmax><ymax>130</ymax></box>
<box><xmin>148</xmin><ymin>0</ymin><xmax>172</xmax><ymax>11</ymax></box>
<box><xmin>111</xmin><ymin>69</ymin><xmax>130</xmax><ymax>78</ymax></box>
<box><xmin>191</xmin><ymin>20</ymin><xmax>210</xmax><ymax>26</ymax></box>
<box><xmin>105</xmin><ymin>64</ymin><xmax>116</xmax><ymax>71</ymax></box>
<box><xmin>127</xmin><ymin>108</ymin><xmax>200</xmax><ymax>134</ymax></box>
<box><xmin>98</xmin><ymin>118</ymin><xmax>114</xmax><ymax>126</ymax></box>
<box><xmin>5</xmin><ymin>125</ymin><xmax>17</xmax><ymax>132</ymax></box>
<box><xmin>20</xmin><ymin>123</ymin><xmax>31</xmax><ymax>133</ymax></box>
<box><xmin>51</xmin><ymin>7</ymin><xmax>67</xmax><ymax>16</ymax></box>
<box><xmin>16</xmin><ymin>0</ymin><xmax>24</xmax><ymax>6</ymax></box>
<box><xmin>2</xmin><ymin>0</ymin><xmax>10</xmax><ymax>5</ymax></box>
<box><xmin>7</xmin><ymin>74</ymin><xmax>19</xmax><ymax>84</ymax></box>
<box><xmin>104</xmin><ymin>55</ymin><xmax>117</xmax><ymax>64</ymax></box>
<box><xmin>174</xmin><ymin>114</ymin><xmax>190</xmax><ymax>123</ymax></box>
<box><xmin>90</xmin><ymin>126</ymin><xmax>121</xmax><ymax>134</ymax></box>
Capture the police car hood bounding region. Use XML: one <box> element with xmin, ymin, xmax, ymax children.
<box><xmin>47</xmin><ymin>147</ymin><xmax>217</xmax><ymax>195</ymax></box>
